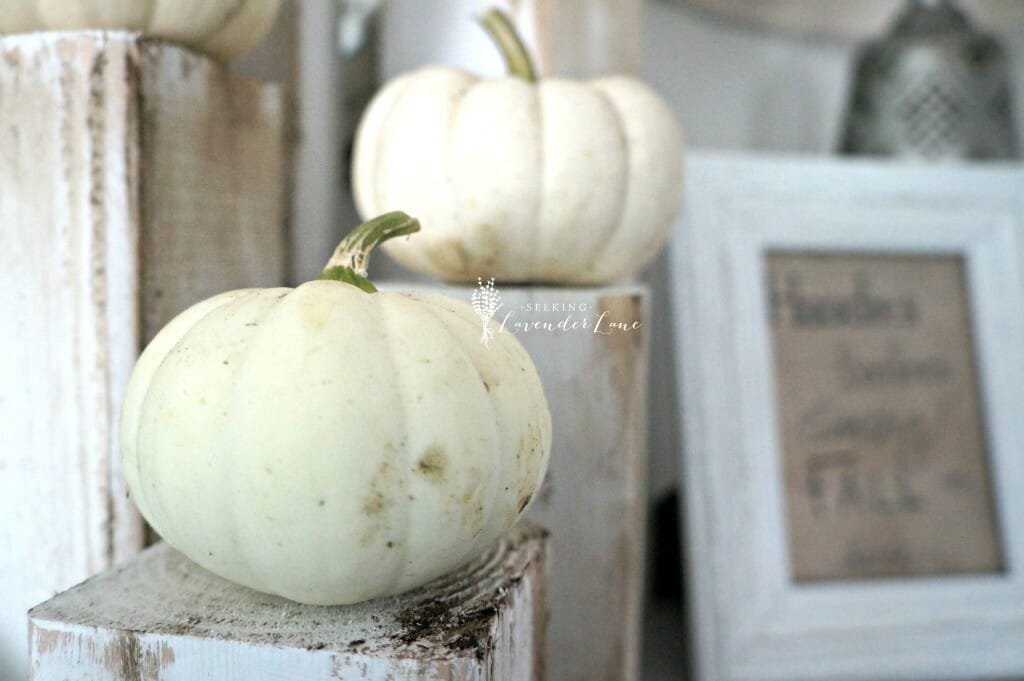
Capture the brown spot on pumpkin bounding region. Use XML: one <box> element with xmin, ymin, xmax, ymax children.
<box><xmin>518</xmin><ymin>494</ymin><xmax>532</xmax><ymax>513</ymax></box>
<box><xmin>415</xmin><ymin>445</ymin><xmax>448</xmax><ymax>481</ymax></box>
<box><xmin>318</xmin><ymin>499</ymin><xmax>325</xmax><ymax>507</ymax></box>
<box><xmin>480</xmin><ymin>369</ymin><xmax>500</xmax><ymax>393</ymax></box>
<box><xmin>362</xmin><ymin>491</ymin><xmax>389</xmax><ymax>516</ymax></box>
<box><xmin>386</xmin><ymin>541</ymin><xmax>394</xmax><ymax>548</ymax></box>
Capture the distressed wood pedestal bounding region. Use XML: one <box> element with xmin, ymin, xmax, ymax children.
<box><xmin>0</xmin><ymin>32</ymin><xmax>285</xmax><ymax>680</ymax></box>
<box><xmin>29</xmin><ymin>524</ymin><xmax>548</xmax><ymax>681</ymax></box>
<box><xmin>395</xmin><ymin>283</ymin><xmax>649</xmax><ymax>681</ymax></box>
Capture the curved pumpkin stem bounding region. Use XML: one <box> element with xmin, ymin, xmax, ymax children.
<box><xmin>477</xmin><ymin>8</ymin><xmax>538</xmax><ymax>82</ymax></box>
<box><xmin>320</xmin><ymin>212</ymin><xmax>420</xmax><ymax>293</ymax></box>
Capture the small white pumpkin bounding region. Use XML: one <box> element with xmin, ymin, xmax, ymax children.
<box><xmin>353</xmin><ymin>9</ymin><xmax>683</xmax><ymax>285</ymax></box>
<box><xmin>1</xmin><ymin>0</ymin><xmax>281</xmax><ymax>60</ymax></box>
<box><xmin>121</xmin><ymin>213</ymin><xmax>551</xmax><ymax>605</ymax></box>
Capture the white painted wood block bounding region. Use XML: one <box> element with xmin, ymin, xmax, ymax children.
<box><xmin>29</xmin><ymin>523</ymin><xmax>548</xmax><ymax>681</ymax></box>
<box><xmin>508</xmin><ymin>0</ymin><xmax>642</xmax><ymax>78</ymax></box>
<box><xmin>0</xmin><ymin>32</ymin><xmax>285</xmax><ymax>681</ymax></box>
<box><xmin>394</xmin><ymin>283</ymin><xmax>649</xmax><ymax>681</ymax></box>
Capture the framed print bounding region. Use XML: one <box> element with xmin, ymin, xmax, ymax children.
<box><xmin>671</xmin><ymin>152</ymin><xmax>1024</xmax><ymax>681</ymax></box>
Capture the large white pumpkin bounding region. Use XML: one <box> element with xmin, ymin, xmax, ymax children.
<box><xmin>353</xmin><ymin>9</ymin><xmax>683</xmax><ymax>285</ymax></box>
<box><xmin>121</xmin><ymin>213</ymin><xmax>551</xmax><ymax>605</ymax></box>
<box><xmin>1</xmin><ymin>0</ymin><xmax>280</xmax><ymax>60</ymax></box>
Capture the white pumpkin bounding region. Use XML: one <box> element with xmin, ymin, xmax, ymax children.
<box><xmin>353</xmin><ymin>9</ymin><xmax>683</xmax><ymax>285</ymax></box>
<box><xmin>121</xmin><ymin>213</ymin><xmax>551</xmax><ymax>605</ymax></box>
<box><xmin>1</xmin><ymin>0</ymin><xmax>280</xmax><ymax>60</ymax></box>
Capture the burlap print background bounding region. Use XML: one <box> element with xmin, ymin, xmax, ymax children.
<box><xmin>767</xmin><ymin>251</ymin><xmax>1003</xmax><ymax>582</ymax></box>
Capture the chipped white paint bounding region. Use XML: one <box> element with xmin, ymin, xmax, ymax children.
<box><xmin>29</xmin><ymin>524</ymin><xmax>547</xmax><ymax>681</ymax></box>
<box><xmin>0</xmin><ymin>32</ymin><xmax>285</xmax><ymax>681</ymax></box>
<box><xmin>390</xmin><ymin>284</ymin><xmax>649</xmax><ymax>681</ymax></box>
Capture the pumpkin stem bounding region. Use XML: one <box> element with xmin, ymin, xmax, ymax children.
<box><xmin>477</xmin><ymin>8</ymin><xmax>538</xmax><ymax>82</ymax></box>
<box><xmin>320</xmin><ymin>212</ymin><xmax>420</xmax><ymax>293</ymax></box>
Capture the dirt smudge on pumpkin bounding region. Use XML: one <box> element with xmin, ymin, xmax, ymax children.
<box><xmin>423</xmin><ymin>229</ymin><xmax>503</xmax><ymax>279</ymax></box>
<box><xmin>511</xmin><ymin>423</ymin><xmax>546</xmax><ymax>517</ymax></box>
<box><xmin>414</xmin><ymin>445</ymin><xmax>448</xmax><ymax>482</ymax></box>
<box><xmin>360</xmin><ymin>459</ymin><xmax>401</xmax><ymax>546</ymax></box>
<box><xmin>479</xmin><ymin>366</ymin><xmax>500</xmax><ymax>394</ymax></box>
<box><xmin>362</xmin><ymin>491</ymin><xmax>389</xmax><ymax>516</ymax></box>
<box><xmin>424</xmin><ymin>239</ymin><xmax>473</xmax><ymax>276</ymax></box>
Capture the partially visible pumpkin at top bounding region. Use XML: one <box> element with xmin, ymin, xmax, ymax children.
<box><xmin>353</xmin><ymin>8</ymin><xmax>683</xmax><ymax>285</ymax></box>
<box><xmin>120</xmin><ymin>213</ymin><xmax>551</xmax><ymax>605</ymax></box>
<box><xmin>0</xmin><ymin>0</ymin><xmax>281</xmax><ymax>61</ymax></box>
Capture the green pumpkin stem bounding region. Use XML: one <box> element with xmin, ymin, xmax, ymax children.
<box><xmin>319</xmin><ymin>212</ymin><xmax>420</xmax><ymax>293</ymax></box>
<box><xmin>477</xmin><ymin>8</ymin><xmax>538</xmax><ymax>82</ymax></box>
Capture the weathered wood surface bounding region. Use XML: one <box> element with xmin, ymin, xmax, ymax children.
<box><xmin>0</xmin><ymin>32</ymin><xmax>285</xmax><ymax>681</ymax></box>
<box><xmin>29</xmin><ymin>523</ymin><xmax>548</xmax><ymax>681</ymax></box>
<box><xmin>393</xmin><ymin>284</ymin><xmax>649</xmax><ymax>681</ymax></box>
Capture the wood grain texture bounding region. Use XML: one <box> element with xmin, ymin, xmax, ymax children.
<box><xmin>0</xmin><ymin>32</ymin><xmax>285</xmax><ymax>681</ymax></box>
<box><xmin>29</xmin><ymin>523</ymin><xmax>548</xmax><ymax>681</ymax></box>
<box><xmin>390</xmin><ymin>284</ymin><xmax>649</xmax><ymax>681</ymax></box>
<box><xmin>136</xmin><ymin>38</ymin><xmax>287</xmax><ymax>337</ymax></box>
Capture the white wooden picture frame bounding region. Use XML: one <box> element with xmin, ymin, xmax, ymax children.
<box><xmin>672</xmin><ymin>152</ymin><xmax>1024</xmax><ymax>681</ymax></box>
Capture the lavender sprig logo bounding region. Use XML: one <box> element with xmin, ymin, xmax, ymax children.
<box><xmin>471</xmin><ymin>277</ymin><xmax>503</xmax><ymax>346</ymax></box>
